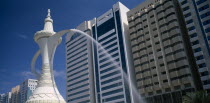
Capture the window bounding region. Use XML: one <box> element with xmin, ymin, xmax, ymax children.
<box><xmin>159</xmin><ymin>23</ymin><xmax>166</xmax><ymax>29</ymax></box>
<box><xmin>67</xmin><ymin>78</ymin><xmax>88</xmax><ymax>87</ymax></box>
<box><xmin>155</xmin><ymin>41</ymin><xmax>160</xmax><ymax>45</ymax></box>
<box><xmin>205</xmin><ymin>27</ymin><xmax>210</xmax><ymax>33</ymax></box>
<box><xmin>101</xmin><ymin>71</ymin><xmax>120</xmax><ymax>79</ymax></box>
<box><xmin>148</xmin><ymin>45</ymin><xmax>152</xmax><ymax>48</ymax></box>
<box><xmin>171</xmin><ymin>77</ymin><xmax>178</xmax><ymax>81</ymax></box>
<box><xmin>154</xmin><ymin>34</ymin><xmax>158</xmax><ymax>38</ymax></box>
<box><xmin>100</xmin><ymin>61</ymin><xmax>118</xmax><ymax>69</ymax></box>
<box><xmin>143</xmin><ymin>19</ymin><xmax>147</xmax><ymax>22</ymax></box>
<box><xmin>194</xmin><ymin>47</ymin><xmax>202</xmax><ymax>52</ymax></box>
<box><xmin>196</xmin><ymin>55</ymin><xmax>204</xmax><ymax>60</ymax></box>
<box><xmin>67</xmin><ymin>67</ymin><xmax>88</xmax><ymax>77</ymax></box>
<box><xmin>103</xmin><ymin>94</ymin><xmax>124</xmax><ymax>102</ymax></box>
<box><xmin>102</xmin><ymin>82</ymin><xmax>122</xmax><ymax>91</ymax></box>
<box><xmin>162</xmin><ymin>71</ymin><xmax>166</xmax><ymax>74</ymax></box>
<box><xmin>146</xmin><ymin>38</ymin><xmax>150</xmax><ymax>41</ymax></box>
<box><xmin>144</xmin><ymin>25</ymin><xmax>148</xmax><ymax>28</ymax></box>
<box><xmin>97</xmin><ymin>18</ymin><xmax>115</xmax><ymax>37</ymax></box>
<box><xmin>98</xmin><ymin>32</ymin><xmax>115</xmax><ymax>42</ymax></box>
<box><xmin>200</xmin><ymin>11</ymin><xmax>210</xmax><ymax>19</ymax></box>
<box><xmin>190</xmin><ymin>33</ymin><xmax>197</xmax><ymax>38</ymax></box>
<box><xmin>158</xmin><ymin>17</ymin><xmax>164</xmax><ymax>21</ymax></box>
<box><xmin>150</xmin><ymin>59</ymin><xmax>154</xmax><ymax>62</ymax></box>
<box><xmin>200</xmin><ymin>71</ymin><xmax>209</xmax><ymax>76</ymax></box>
<box><xmin>68</xmin><ymin>83</ymin><xmax>89</xmax><ymax>92</ymax></box>
<box><xmin>163</xmin><ymin>79</ymin><xmax>168</xmax><ymax>83</ymax></box>
<box><xmin>153</xmin><ymin>28</ymin><xmax>157</xmax><ymax>31</ymax></box>
<box><xmin>184</xmin><ymin>13</ymin><xmax>191</xmax><ymax>18</ymax></box>
<box><xmin>101</xmin><ymin>76</ymin><xmax>121</xmax><ymax>85</ymax></box>
<box><xmin>70</xmin><ymin>33</ymin><xmax>81</xmax><ymax>41</ymax></box>
<box><xmin>140</xmin><ymin>61</ymin><xmax>149</xmax><ymax>66</ymax></box>
<box><xmin>188</xmin><ymin>26</ymin><xmax>195</xmax><ymax>31</ymax></box>
<box><xmin>68</xmin><ymin>73</ymin><xmax>88</xmax><ymax>82</ymax></box>
<box><xmin>196</xmin><ymin>0</ymin><xmax>207</xmax><ymax>5</ymax></box>
<box><xmin>151</xmin><ymin>21</ymin><xmax>156</xmax><ymax>25</ymax></box>
<box><xmin>181</xmin><ymin>0</ymin><xmax>187</xmax><ymax>5</ymax></box>
<box><xmin>160</xmin><ymin>63</ymin><xmax>165</xmax><ymax>67</ymax></box>
<box><xmin>153</xmin><ymin>74</ymin><xmax>157</xmax><ymax>77</ymax></box>
<box><xmin>102</xmin><ymin>88</ymin><xmax>123</xmax><ymax>96</ymax></box>
<box><xmin>154</xmin><ymin>82</ymin><xmax>159</xmax><ymax>85</ymax></box>
<box><xmin>103</xmin><ymin>42</ymin><xmax>118</xmax><ymax>50</ymax></box>
<box><xmin>198</xmin><ymin>63</ymin><xmax>206</xmax><ymax>68</ymax></box>
<box><xmin>67</xmin><ymin>35</ymin><xmax>85</xmax><ymax>48</ymax></box>
<box><xmin>203</xmin><ymin>80</ymin><xmax>210</xmax><ymax>85</ymax></box>
<box><xmin>203</xmin><ymin>19</ymin><xmax>210</xmax><ymax>26</ymax></box>
<box><xmin>186</xmin><ymin>19</ymin><xmax>193</xmax><ymax>24</ymax></box>
<box><xmin>68</xmin><ymin>89</ymin><xmax>89</xmax><ymax>97</ymax></box>
<box><xmin>183</xmin><ymin>6</ymin><xmax>189</xmax><ymax>11</ymax></box>
<box><xmin>137</xmin><ymin>28</ymin><xmax>143</xmax><ymax>32</ymax></box>
<box><xmin>192</xmin><ymin>40</ymin><xmax>199</xmax><ymax>45</ymax></box>
<box><xmin>101</xmin><ymin>65</ymin><xmax>118</xmax><ymax>74</ymax></box>
<box><xmin>101</xmin><ymin>37</ymin><xmax>117</xmax><ymax>46</ymax></box>
<box><xmin>157</xmin><ymin>48</ymin><xmax>161</xmax><ymax>52</ymax></box>
<box><xmin>198</xmin><ymin>5</ymin><xmax>209</xmax><ymax>12</ymax></box>
<box><xmin>158</xmin><ymin>56</ymin><xmax>163</xmax><ymax>59</ymax></box>
<box><xmin>149</xmin><ymin>52</ymin><xmax>153</xmax><ymax>55</ymax></box>
<box><xmin>68</xmin><ymin>94</ymin><xmax>90</xmax><ymax>102</ymax></box>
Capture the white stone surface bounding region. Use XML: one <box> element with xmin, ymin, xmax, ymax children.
<box><xmin>26</xmin><ymin>9</ymin><xmax>66</xmax><ymax>103</ymax></box>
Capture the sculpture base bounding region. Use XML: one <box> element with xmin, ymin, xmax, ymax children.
<box><xmin>27</xmin><ymin>100</ymin><xmax>66</xmax><ymax>103</ymax></box>
<box><xmin>26</xmin><ymin>87</ymin><xmax>66</xmax><ymax>103</ymax></box>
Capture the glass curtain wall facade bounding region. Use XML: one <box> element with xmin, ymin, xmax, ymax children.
<box><xmin>127</xmin><ymin>0</ymin><xmax>202</xmax><ymax>103</ymax></box>
<box><xmin>20</xmin><ymin>79</ymin><xmax>37</xmax><ymax>103</ymax></box>
<box><xmin>91</xmin><ymin>2</ymin><xmax>135</xmax><ymax>103</ymax></box>
<box><xmin>179</xmin><ymin>0</ymin><xmax>210</xmax><ymax>92</ymax></box>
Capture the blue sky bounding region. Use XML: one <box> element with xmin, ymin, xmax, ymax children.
<box><xmin>0</xmin><ymin>0</ymin><xmax>143</xmax><ymax>99</ymax></box>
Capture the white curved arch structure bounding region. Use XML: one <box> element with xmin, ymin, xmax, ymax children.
<box><xmin>31</xmin><ymin>50</ymin><xmax>41</xmax><ymax>78</ymax></box>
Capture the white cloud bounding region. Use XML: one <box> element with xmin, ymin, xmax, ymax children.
<box><xmin>18</xmin><ymin>34</ymin><xmax>28</xmax><ymax>39</ymax></box>
<box><xmin>54</xmin><ymin>70</ymin><xmax>65</xmax><ymax>78</ymax></box>
<box><xmin>21</xmin><ymin>71</ymin><xmax>35</xmax><ymax>79</ymax></box>
<box><xmin>20</xmin><ymin>70</ymin><xmax>65</xmax><ymax>80</ymax></box>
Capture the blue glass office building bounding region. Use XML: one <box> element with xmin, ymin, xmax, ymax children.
<box><xmin>20</xmin><ymin>79</ymin><xmax>37</xmax><ymax>103</ymax></box>
<box><xmin>179</xmin><ymin>0</ymin><xmax>210</xmax><ymax>92</ymax></box>
<box><xmin>91</xmin><ymin>2</ymin><xmax>136</xmax><ymax>103</ymax></box>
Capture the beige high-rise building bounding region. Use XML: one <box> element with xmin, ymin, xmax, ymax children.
<box><xmin>11</xmin><ymin>85</ymin><xmax>20</xmax><ymax>103</ymax></box>
<box><xmin>127</xmin><ymin>0</ymin><xmax>202</xmax><ymax>102</ymax></box>
<box><xmin>65</xmin><ymin>21</ymin><xmax>96</xmax><ymax>103</ymax></box>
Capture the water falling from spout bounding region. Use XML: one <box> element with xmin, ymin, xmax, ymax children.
<box><xmin>69</xmin><ymin>29</ymin><xmax>146</xmax><ymax>103</ymax></box>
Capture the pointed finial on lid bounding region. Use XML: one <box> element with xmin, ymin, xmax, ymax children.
<box><xmin>47</xmin><ymin>9</ymin><xmax>51</xmax><ymax>18</ymax></box>
<box><xmin>43</xmin><ymin>9</ymin><xmax>54</xmax><ymax>32</ymax></box>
